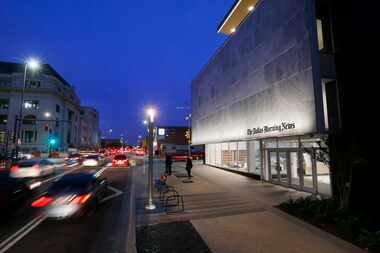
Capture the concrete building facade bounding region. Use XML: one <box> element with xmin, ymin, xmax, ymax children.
<box><xmin>0</xmin><ymin>61</ymin><xmax>81</xmax><ymax>153</ymax></box>
<box><xmin>192</xmin><ymin>0</ymin><xmax>337</xmax><ymax>196</ymax></box>
<box><xmin>80</xmin><ymin>106</ymin><xmax>100</xmax><ymax>149</ymax></box>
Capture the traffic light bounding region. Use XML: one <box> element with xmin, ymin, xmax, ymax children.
<box><xmin>49</xmin><ymin>138</ymin><xmax>56</xmax><ymax>145</ymax></box>
<box><xmin>185</xmin><ymin>130</ymin><xmax>191</xmax><ymax>140</ymax></box>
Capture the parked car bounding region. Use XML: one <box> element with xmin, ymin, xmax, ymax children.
<box><xmin>31</xmin><ymin>172</ymin><xmax>107</xmax><ymax>219</ymax></box>
<box><xmin>82</xmin><ymin>155</ymin><xmax>106</xmax><ymax>167</ymax></box>
<box><xmin>112</xmin><ymin>154</ymin><xmax>129</xmax><ymax>167</ymax></box>
<box><xmin>10</xmin><ymin>159</ymin><xmax>56</xmax><ymax>178</ymax></box>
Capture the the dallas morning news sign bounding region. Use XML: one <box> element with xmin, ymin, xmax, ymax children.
<box><xmin>247</xmin><ymin>122</ymin><xmax>296</xmax><ymax>136</ymax></box>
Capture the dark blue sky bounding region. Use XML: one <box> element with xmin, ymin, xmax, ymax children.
<box><xmin>1</xmin><ymin>0</ymin><xmax>231</xmax><ymax>144</ymax></box>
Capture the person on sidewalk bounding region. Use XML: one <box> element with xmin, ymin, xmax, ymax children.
<box><xmin>185</xmin><ymin>156</ymin><xmax>193</xmax><ymax>179</ymax></box>
<box><xmin>165</xmin><ymin>153</ymin><xmax>173</xmax><ymax>175</ymax></box>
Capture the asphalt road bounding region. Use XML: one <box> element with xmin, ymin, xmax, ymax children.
<box><xmin>0</xmin><ymin>160</ymin><xmax>136</xmax><ymax>253</ymax></box>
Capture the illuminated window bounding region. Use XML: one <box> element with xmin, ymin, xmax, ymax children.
<box><xmin>24</xmin><ymin>100</ymin><xmax>39</xmax><ymax>110</ymax></box>
<box><xmin>316</xmin><ymin>19</ymin><xmax>324</xmax><ymax>50</ymax></box>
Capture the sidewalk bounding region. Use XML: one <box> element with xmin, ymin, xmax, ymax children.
<box><xmin>135</xmin><ymin>160</ymin><xmax>364</xmax><ymax>253</ymax></box>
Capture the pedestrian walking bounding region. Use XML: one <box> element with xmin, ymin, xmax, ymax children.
<box><xmin>165</xmin><ymin>154</ymin><xmax>173</xmax><ymax>175</ymax></box>
<box><xmin>185</xmin><ymin>156</ymin><xmax>193</xmax><ymax>179</ymax></box>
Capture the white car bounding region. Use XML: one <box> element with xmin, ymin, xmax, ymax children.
<box><xmin>10</xmin><ymin>159</ymin><xmax>56</xmax><ymax>178</ymax></box>
<box><xmin>82</xmin><ymin>155</ymin><xmax>105</xmax><ymax>167</ymax></box>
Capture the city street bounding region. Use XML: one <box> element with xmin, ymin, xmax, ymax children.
<box><xmin>0</xmin><ymin>160</ymin><xmax>137</xmax><ymax>253</ymax></box>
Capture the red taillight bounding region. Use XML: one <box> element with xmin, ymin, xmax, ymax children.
<box><xmin>31</xmin><ymin>196</ymin><xmax>53</xmax><ymax>207</ymax></box>
<box><xmin>71</xmin><ymin>194</ymin><xmax>92</xmax><ymax>204</ymax></box>
<box><xmin>10</xmin><ymin>165</ymin><xmax>18</xmax><ymax>173</ymax></box>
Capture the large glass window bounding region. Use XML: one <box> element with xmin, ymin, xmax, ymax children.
<box><xmin>237</xmin><ymin>142</ymin><xmax>248</xmax><ymax>171</ymax></box>
<box><xmin>316</xmin><ymin>159</ymin><xmax>331</xmax><ymax>196</ymax></box>
<box><xmin>215</xmin><ymin>143</ymin><xmax>222</xmax><ymax>166</ymax></box>
<box><xmin>229</xmin><ymin>142</ymin><xmax>238</xmax><ymax>169</ymax></box>
<box><xmin>221</xmin><ymin>143</ymin><xmax>230</xmax><ymax>168</ymax></box>
<box><xmin>248</xmin><ymin>140</ymin><xmax>261</xmax><ymax>175</ymax></box>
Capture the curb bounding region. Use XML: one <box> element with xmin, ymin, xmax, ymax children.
<box><xmin>126</xmin><ymin>164</ymin><xmax>137</xmax><ymax>253</ymax></box>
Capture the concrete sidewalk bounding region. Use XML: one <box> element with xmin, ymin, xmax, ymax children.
<box><xmin>135</xmin><ymin>160</ymin><xmax>364</xmax><ymax>253</ymax></box>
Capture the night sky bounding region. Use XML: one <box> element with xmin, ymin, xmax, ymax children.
<box><xmin>0</xmin><ymin>0</ymin><xmax>231</xmax><ymax>144</ymax></box>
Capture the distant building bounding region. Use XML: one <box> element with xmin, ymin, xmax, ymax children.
<box><xmin>0</xmin><ymin>61</ymin><xmax>81</xmax><ymax>153</ymax></box>
<box><xmin>154</xmin><ymin>126</ymin><xmax>189</xmax><ymax>155</ymax></box>
<box><xmin>80</xmin><ymin>106</ymin><xmax>100</xmax><ymax>149</ymax></box>
<box><xmin>100</xmin><ymin>138</ymin><xmax>122</xmax><ymax>148</ymax></box>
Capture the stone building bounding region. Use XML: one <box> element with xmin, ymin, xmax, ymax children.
<box><xmin>0</xmin><ymin>61</ymin><xmax>81</xmax><ymax>153</ymax></box>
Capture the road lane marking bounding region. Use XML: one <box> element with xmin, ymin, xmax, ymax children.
<box><xmin>0</xmin><ymin>165</ymin><xmax>113</xmax><ymax>252</ymax></box>
<box><xmin>0</xmin><ymin>216</ymin><xmax>41</xmax><ymax>248</ymax></box>
<box><xmin>0</xmin><ymin>215</ymin><xmax>46</xmax><ymax>253</ymax></box>
<box><xmin>100</xmin><ymin>186</ymin><xmax>123</xmax><ymax>204</ymax></box>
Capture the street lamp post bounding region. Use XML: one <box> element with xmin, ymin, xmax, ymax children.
<box><xmin>145</xmin><ymin>108</ymin><xmax>156</xmax><ymax>210</ymax></box>
<box><xmin>15</xmin><ymin>59</ymin><xmax>40</xmax><ymax>159</ymax></box>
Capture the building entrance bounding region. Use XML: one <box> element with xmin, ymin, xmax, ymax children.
<box><xmin>266</xmin><ymin>149</ymin><xmax>317</xmax><ymax>193</ymax></box>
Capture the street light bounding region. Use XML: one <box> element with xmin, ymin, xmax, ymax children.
<box><xmin>44</xmin><ymin>112</ymin><xmax>51</xmax><ymax>118</ymax></box>
<box><xmin>15</xmin><ymin>58</ymin><xmax>40</xmax><ymax>159</ymax></box>
<box><xmin>145</xmin><ymin>107</ymin><xmax>156</xmax><ymax>210</ymax></box>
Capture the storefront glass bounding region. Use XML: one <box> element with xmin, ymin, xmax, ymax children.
<box><xmin>262</xmin><ymin>136</ymin><xmax>331</xmax><ymax>196</ymax></box>
<box><xmin>237</xmin><ymin>142</ymin><xmax>248</xmax><ymax>171</ymax></box>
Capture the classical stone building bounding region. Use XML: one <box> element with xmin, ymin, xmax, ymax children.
<box><xmin>0</xmin><ymin>61</ymin><xmax>81</xmax><ymax>153</ymax></box>
<box><xmin>80</xmin><ymin>106</ymin><xmax>100</xmax><ymax>149</ymax></box>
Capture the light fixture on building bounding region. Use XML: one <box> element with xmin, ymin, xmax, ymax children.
<box><xmin>248</xmin><ymin>5</ymin><xmax>254</xmax><ymax>12</ymax></box>
<box><xmin>231</xmin><ymin>28</ymin><xmax>236</xmax><ymax>33</ymax></box>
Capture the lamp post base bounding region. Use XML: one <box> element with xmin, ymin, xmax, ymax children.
<box><xmin>145</xmin><ymin>203</ymin><xmax>156</xmax><ymax>210</ymax></box>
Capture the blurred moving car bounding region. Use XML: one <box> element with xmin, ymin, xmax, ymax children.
<box><xmin>65</xmin><ymin>153</ymin><xmax>83</xmax><ymax>165</ymax></box>
<box><xmin>135</xmin><ymin>149</ymin><xmax>145</xmax><ymax>156</ymax></box>
<box><xmin>112</xmin><ymin>154</ymin><xmax>129</xmax><ymax>167</ymax></box>
<box><xmin>82</xmin><ymin>155</ymin><xmax>106</xmax><ymax>167</ymax></box>
<box><xmin>10</xmin><ymin>159</ymin><xmax>56</xmax><ymax>178</ymax></box>
<box><xmin>31</xmin><ymin>172</ymin><xmax>107</xmax><ymax>218</ymax></box>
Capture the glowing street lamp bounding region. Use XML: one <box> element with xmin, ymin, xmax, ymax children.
<box><xmin>145</xmin><ymin>107</ymin><xmax>156</xmax><ymax>210</ymax></box>
<box><xmin>44</xmin><ymin>112</ymin><xmax>51</xmax><ymax>118</ymax></box>
<box><xmin>15</xmin><ymin>58</ymin><xmax>41</xmax><ymax>159</ymax></box>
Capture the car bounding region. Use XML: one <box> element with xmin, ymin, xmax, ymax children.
<box><xmin>112</xmin><ymin>154</ymin><xmax>129</xmax><ymax>167</ymax></box>
<box><xmin>135</xmin><ymin>149</ymin><xmax>145</xmax><ymax>156</ymax></box>
<box><xmin>65</xmin><ymin>153</ymin><xmax>83</xmax><ymax>165</ymax></box>
<box><xmin>82</xmin><ymin>155</ymin><xmax>106</xmax><ymax>167</ymax></box>
<box><xmin>31</xmin><ymin>172</ymin><xmax>107</xmax><ymax>219</ymax></box>
<box><xmin>10</xmin><ymin>159</ymin><xmax>56</xmax><ymax>178</ymax></box>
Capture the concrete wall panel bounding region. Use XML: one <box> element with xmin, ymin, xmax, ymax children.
<box><xmin>192</xmin><ymin>0</ymin><xmax>319</xmax><ymax>145</ymax></box>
